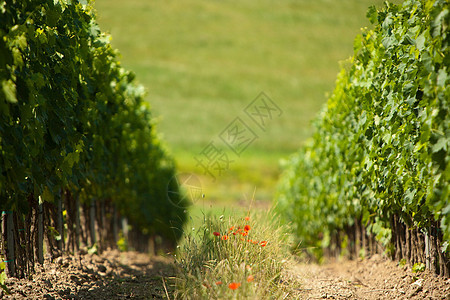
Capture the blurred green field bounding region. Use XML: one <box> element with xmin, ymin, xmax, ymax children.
<box><xmin>94</xmin><ymin>0</ymin><xmax>392</xmax><ymax>209</ymax></box>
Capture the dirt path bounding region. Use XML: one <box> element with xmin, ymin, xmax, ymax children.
<box><xmin>3</xmin><ymin>251</ymin><xmax>449</xmax><ymax>299</ymax></box>
<box><xmin>289</xmin><ymin>255</ymin><xmax>450</xmax><ymax>300</ymax></box>
<box><xmin>2</xmin><ymin>250</ymin><xmax>175</xmax><ymax>299</ymax></box>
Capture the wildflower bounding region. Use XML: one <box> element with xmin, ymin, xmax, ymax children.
<box><xmin>260</xmin><ymin>241</ymin><xmax>268</xmax><ymax>247</ymax></box>
<box><xmin>241</xmin><ymin>232</ymin><xmax>248</xmax><ymax>237</ymax></box>
<box><xmin>228</xmin><ymin>282</ymin><xmax>241</xmax><ymax>290</ymax></box>
<box><xmin>244</xmin><ymin>225</ymin><xmax>251</xmax><ymax>232</ymax></box>
<box><xmin>215</xmin><ymin>281</ymin><xmax>222</xmax><ymax>285</ymax></box>
<box><xmin>221</xmin><ymin>235</ymin><xmax>229</xmax><ymax>241</ymax></box>
<box><xmin>213</xmin><ymin>232</ymin><xmax>220</xmax><ymax>237</ymax></box>
<box><xmin>229</xmin><ymin>226</ymin><xmax>235</xmax><ymax>231</ymax></box>
<box><xmin>247</xmin><ymin>275</ymin><xmax>254</xmax><ymax>282</ymax></box>
<box><xmin>232</xmin><ymin>232</ymin><xmax>237</xmax><ymax>235</ymax></box>
<box><xmin>245</xmin><ymin>216</ymin><xmax>250</xmax><ymax>221</ymax></box>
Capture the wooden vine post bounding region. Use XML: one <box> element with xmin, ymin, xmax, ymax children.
<box><xmin>75</xmin><ymin>194</ymin><xmax>81</xmax><ymax>252</ymax></box>
<box><xmin>37</xmin><ymin>201</ymin><xmax>44</xmax><ymax>265</ymax></box>
<box><xmin>113</xmin><ymin>205</ymin><xmax>119</xmax><ymax>247</ymax></box>
<box><xmin>122</xmin><ymin>217</ymin><xmax>129</xmax><ymax>242</ymax></box>
<box><xmin>89</xmin><ymin>199</ymin><xmax>96</xmax><ymax>246</ymax></box>
<box><xmin>2</xmin><ymin>211</ymin><xmax>15</xmax><ymax>277</ymax></box>
<box><xmin>425</xmin><ymin>230</ymin><xmax>430</xmax><ymax>271</ymax></box>
<box><xmin>56</xmin><ymin>190</ymin><xmax>64</xmax><ymax>251</ymax></box>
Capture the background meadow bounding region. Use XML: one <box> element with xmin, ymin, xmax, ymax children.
<box><xmin>94</xmin><ymin>0</ymin><xmax>393</xmax><ymax>213</ymax></box>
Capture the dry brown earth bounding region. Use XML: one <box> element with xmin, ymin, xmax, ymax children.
<box><xmin>2</xmin><ymin>251</ymin><xmax>449</xmax><ymax>299</ymax></box>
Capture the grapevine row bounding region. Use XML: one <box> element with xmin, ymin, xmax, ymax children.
<box><xmin>0</xmin><ymin>0</ymin><xmax>187</xmax><ymax>278</ymax></box>
<box><xmin>276</xmin><ymin>0</ymin><xmax>449</xmax><ymax>275</ymax></box>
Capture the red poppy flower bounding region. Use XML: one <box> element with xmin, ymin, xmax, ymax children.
<box><xmin>221</xmin><ymin>235</ymin><xmax>229</xmax><ymax>241</ymax></box>
<box><xmin>245</xmin><ymin>216</ymin><xmax>250</xmax><ymax>221</ymax></box>
<box><xmin>244</xmin><ymin>225</ymin><xmax>251</xmax><ymax>231</ymax></box>
<box><xmin>229</xmin><ymin>226</ymin><xmax>235</xmax><ymax>231</ymax></box>
<box><xmin>247</xmin><ymin>275</ymin><xmax>254</xmax><ymax>282</ymax></box>
<box><xmin>260</xmin><ymin>241</ymin><xmax>268</xmax><ymax>247</ymax></box>
<box><xmin>215</xmin><ymin>281</ymin><xmax>222</xmax><ymax>285</ymax></box>
<box><xmin>213</xmin><ymin>232</ymin><xmax>220</xmax><ymax>237</ymax></box>
<box><xmin>228</xmin><ymin>282</ymin><xmax>241</xmax><ymax>290</ymax></box>
<box><xmin>241</xmin><ymin>232</ymin><xmax>248</xmax><ymax>237</ymax></box>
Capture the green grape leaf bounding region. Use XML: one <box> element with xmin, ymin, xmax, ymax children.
<box><xmin>1</xmin><ymin>79</ymin><xmax>17</xmax><ymax>103</ymax></box>
<box><xmin>432</xmin><ymin>137</ymin><xmax>448</xmax><ymax>153</ymax></box>
<box><xmin>415</xmin><ymin>32</ymin><xmax>426</xmax><ymax>51</ymax></box>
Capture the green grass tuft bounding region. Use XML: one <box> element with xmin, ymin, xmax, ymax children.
<box><xmin>173</xmin><ymin>209</ymin><xmax>297</xmax><ymax>299</ymax></box>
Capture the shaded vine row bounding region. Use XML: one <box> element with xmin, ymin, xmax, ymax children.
<box><xmin>0</xmin><ymin>0</ymin><xmax>188</xmax><ymax>279</ymax></box>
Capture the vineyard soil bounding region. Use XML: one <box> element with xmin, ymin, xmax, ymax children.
<box><xmin>1</xmin><ymin>250</ymin><xmax>175</xmax><ymax>299</ymax></box>
<box><xmin>2</xmin><ymin>251</ymin><xmax>449</xmax><ymax>299</ymax></box>
<box><xmin>291</xmin><ymin>255</ymin><xmax>450</xmax><ymax>299</ymax></box>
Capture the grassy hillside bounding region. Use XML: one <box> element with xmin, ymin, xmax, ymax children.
<box><xmin>93</xmin><ymin>0</ymin><xmax>392</xmax><ymax>205</ymax></box>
